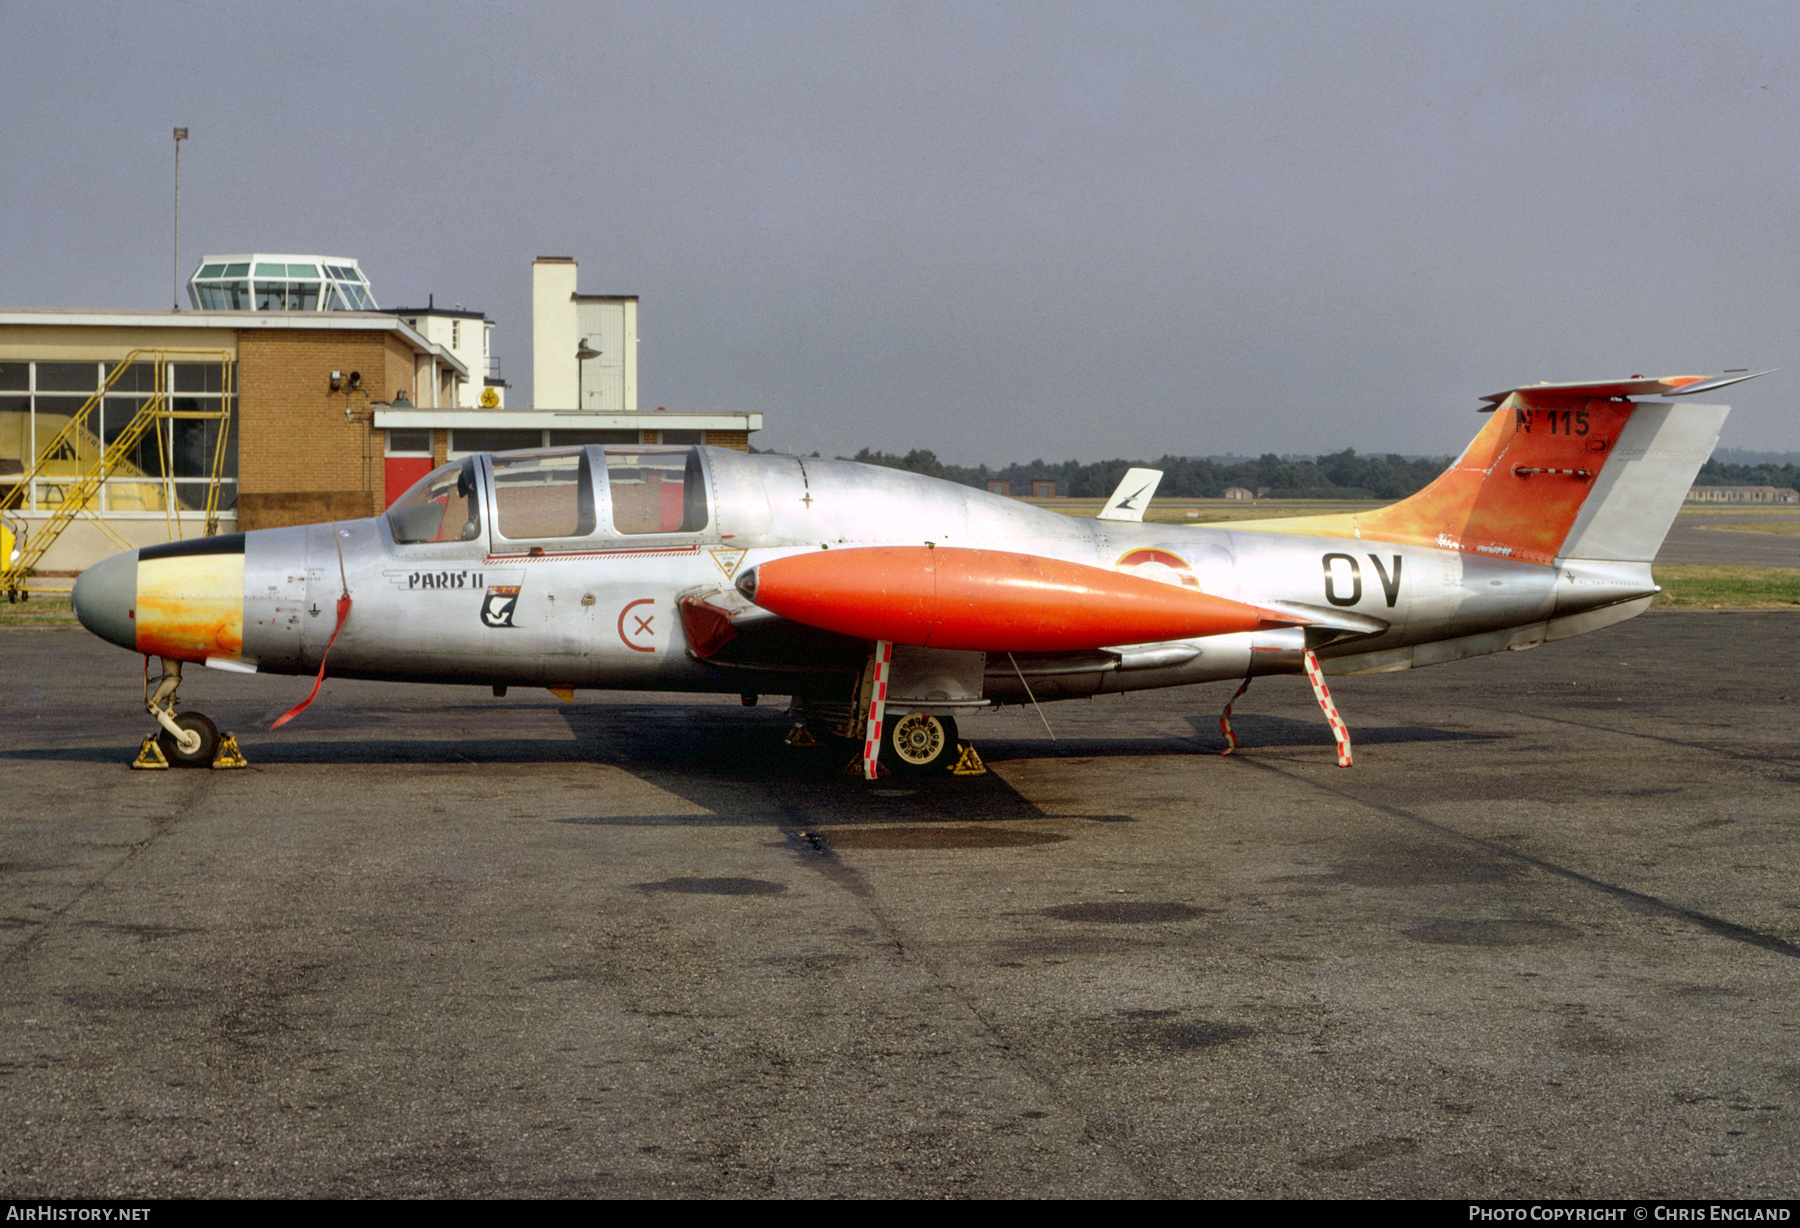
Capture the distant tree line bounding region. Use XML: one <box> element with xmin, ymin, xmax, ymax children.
<box><xmin>828</xmin><ymin>447</ymin><xmax>1456</xmax><ymax>500</ymax></box>
<box><xmin>1692</xmin><ymin>459</ymin><xmax>1800</xmax><ymax>489</ymax></box>
<box><xmin>753</xmin><ymin>446</ymin><xmax>1800</xmax><ymax>500</ymax></box>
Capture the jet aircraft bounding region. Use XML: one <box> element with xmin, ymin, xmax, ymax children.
<box><xmin>70</xmin><ymin>372</ymin><xmax>1763</xmax><ymax>776</ymax></box>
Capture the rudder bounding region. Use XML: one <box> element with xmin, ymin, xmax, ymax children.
<box><xmin>1555</xmin><ymin>399</ymin><xmax>1728</xmax><ymax>562</ymax></box>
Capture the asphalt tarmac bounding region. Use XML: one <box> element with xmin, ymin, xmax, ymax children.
<box><xmin>1657</xmin><ymin>519</ymin><xmax>1800</xmax><ymax>567</ymax></box>
<box><xmin>3</xmin><ymin>613</ymin><xmax>1798</xmax><ymax>1199</ymax></box>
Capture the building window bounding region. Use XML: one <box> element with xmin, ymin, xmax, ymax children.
<box><xmin>549</xmin><ymin>429</ymin><xmax>640</xmax><ymax>446</ymax></box>
<box><xmin>449</xmin><ymin>428</ymin><xmax>544</xmax><ymax>456</ymax></box>
<box><xmin>0</xmin><ymin>358</ymin><xmax>237</xmax><ymax>516</ymax></box>
<box><xmin>385</xmin><ymin>430</ymin><xmax>433</xmax><ymax>456</ymax></box>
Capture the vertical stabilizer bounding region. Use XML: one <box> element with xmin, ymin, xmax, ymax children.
<box><xmin>1555</xmin><ymin>400</ymin><xmax>1727</xmax><ymax>562</ymax></box>
<box><xmin>1223</xmin><ymin>373</ymin><xmax>1759</xmax><ymax>566</ymax></box>
<box><xmin>1097</xmin><ymin>468</ymin><xmax>1164</xmax><ymax>522</ymax></box>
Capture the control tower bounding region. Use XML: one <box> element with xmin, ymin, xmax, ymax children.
<box><xmin>186</xmin><ymin>254</ymin><xmax>378</xmax><ymax>312</ymax></box>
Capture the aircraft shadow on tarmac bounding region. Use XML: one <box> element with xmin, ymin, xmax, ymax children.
<box><xmin>1180</xmin><ymin>711</ymin><xmax>1494</xmax><ymax>750</ymax></box>
<box><xmin>1</xmin><ymin>702</ymin><xmax>1494</xmax><ymax>832</ymax></box>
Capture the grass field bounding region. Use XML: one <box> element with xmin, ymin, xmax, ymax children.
<box><xmin>0</xmin><ymin>594</ymin><xmax>75</xmax><ymax>627</ymax></box>
<box><xmin>1649</xmin><ymin>565</ymin><xmax>1800</xmax><ymax>607</ymax></box>
<box><xmin>1699</xmin><ymin>519</ymin><xmax>1800</xmax><ymax>536</ymax></box>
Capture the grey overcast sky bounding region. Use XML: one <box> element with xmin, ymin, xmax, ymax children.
<box><xmin>3</xmin><ymin>1</ymin><xmax>1798</xmax><ymax>462</ymax></box>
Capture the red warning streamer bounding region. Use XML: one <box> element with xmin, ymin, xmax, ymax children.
<box><xmin>271</xmin><ymin>593</ymin><xmax>351</xmax><ymax>730</ymax></box>
<box><xmin>1302</xmin><ymin>648</ymin><xmax>1353</xmax><ymax>768</ymax></box>
<box><xmin>1218</xmin><ymin>674</ymin><xmax>1253</xmax><ymax>755</ymax></box>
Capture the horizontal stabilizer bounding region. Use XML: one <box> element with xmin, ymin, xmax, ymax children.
<box><xmin>1479</xmin><ymin>370</ymin><xmax>1771</xmax><ymax>407</ymax></box>
<box><xmin>1096</xmin><ymin>468</ymin><xmax>1164</xmax><ymax>522</ymax></box>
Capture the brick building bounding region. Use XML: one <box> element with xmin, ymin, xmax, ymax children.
<box><xmin>0</xmin><ymin>308</ymin><xmax>466</xmax><ymax>569</ymax></box>
<box><xmin>2</xmin><ymin>256</ymin><xmax>763</xmax><ymax>574</ymax></box>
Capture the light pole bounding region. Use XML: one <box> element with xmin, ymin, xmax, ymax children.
<box><xmin>172</xmin><ymin>127</ymin><xmax>188</xmax><ymax>310</ymax></box>
<box><xmin>576</xmin><ymin>337</ymin><xmax>600</xmax><ymax>408</ymax></box>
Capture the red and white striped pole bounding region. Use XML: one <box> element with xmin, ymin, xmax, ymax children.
<box><xmin>861</xmin><ymin>639</ymin><xmax>894</xmax><ymax>780</ymax></box>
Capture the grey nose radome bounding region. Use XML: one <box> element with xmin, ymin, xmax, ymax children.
<box><xmin>72</xmin><ymin>550</ymin><xmax>139</xmax><ymax>651</ymax></box>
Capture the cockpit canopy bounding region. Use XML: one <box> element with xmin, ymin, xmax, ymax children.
<box><xmin>387</xmin><ymin>445</ymin><xmax>709</xmax><ymax>546</ymax></box>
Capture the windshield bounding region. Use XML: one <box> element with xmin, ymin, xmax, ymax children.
<box><xmin>387</xmin><ymin>458</ymin><xmax>482</xmax><ymax>544</ymax></box>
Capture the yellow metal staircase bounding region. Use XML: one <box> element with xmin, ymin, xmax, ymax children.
<box><xmin>0</xmin><ymin>349</ymin><xmax>235</xmax><ymax>600</ymax></box>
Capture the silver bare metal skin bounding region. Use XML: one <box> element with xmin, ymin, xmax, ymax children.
<box><xmin>73</xmin><ymin>382</ymin><xmax>1729</xmax><ymax>727</ymax></box>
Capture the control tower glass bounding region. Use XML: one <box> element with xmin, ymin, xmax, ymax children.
<box><xmin>187</xmin><ymin>254</ymin><xmax>378</xmax><ymax>312</ymax></box>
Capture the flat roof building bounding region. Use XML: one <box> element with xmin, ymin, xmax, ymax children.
<box><xmin>390</xmin><ymin>302</ymin><xmax>506</xmax><ymax>408</ymax></box>
<box><xmin>532</xmin><ymin>256</ymin><xmax>638</xmax><ymax>412</ymax></box>
<box><xmin>1</xmin><ymin>255</ymin><xmax>762</xmax><ymax>576</ymax></box>
<box><xmin>0</xmin><ymin>308</ymin><xmax>467</xmax><ymax>569</ymax></box>
<box><xmin>1686</xmin><ymin>484</ymin><xmax>1799</xmax><ymax>503</ymax></box>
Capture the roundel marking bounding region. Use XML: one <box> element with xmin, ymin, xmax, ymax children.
<box><xmin>618</xmin><ymin>597</ymin><xmax>657</xmax><ymax>652</ymax></box>
<box><xmin>1114</xmin><ymin>547</ymin><xmax>1202</xmax><ymax>591</ymax></box>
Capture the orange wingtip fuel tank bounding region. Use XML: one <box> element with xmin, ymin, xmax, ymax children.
<box><xmin>736</xmin><ymin>546</ymin><xmax>1306</xmax><ymax>652</ymax></box>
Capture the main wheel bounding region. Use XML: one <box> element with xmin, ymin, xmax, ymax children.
<box><xmin>884</xmin><ymin>713</ymin><xmax>959</xmax><ymax>773</ymax></box>
<box><xmin>157</xmin><ymin>712</ymin><xmax>219</xmax><ymax>768</ymax></box>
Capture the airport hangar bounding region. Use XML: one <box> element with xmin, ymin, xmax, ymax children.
<box><xmin>0</xmin><ymin>255</ymin><xmax>761</xmax><ymax>573</ymax></box>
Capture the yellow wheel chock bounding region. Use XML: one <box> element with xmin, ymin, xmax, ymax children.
<box><xmin>950</xmin><ymin>742</ymin><xmax>988</xmax><ymax>776</ymax></box>
<box><xmin>130</xmin><ymin>735</ymin><xmax>170</xmax><ymax>770</ymax></box>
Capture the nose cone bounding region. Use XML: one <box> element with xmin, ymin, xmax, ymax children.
<box><xmin>72</xmin><ymin>550</ymin><xmax>139</xmax><ymax>651</ymax></box>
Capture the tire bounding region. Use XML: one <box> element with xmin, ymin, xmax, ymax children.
<box><xmin>883</xmin><ymin>713</ymin><xmax>959</xmax><ymax>774</ymax></box>
<box><xmin>157</xmin><ymin>712</ymin><xmax>220</xmax><ymax>768</ymax></box>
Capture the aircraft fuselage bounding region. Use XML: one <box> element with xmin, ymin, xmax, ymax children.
<box><xmin>74</xmin><ymin>444</ymin><xmax>1659</xmax><ymax>707</ymax></box>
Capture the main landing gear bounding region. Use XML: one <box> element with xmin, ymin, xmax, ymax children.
<box><xmin>868</xmin><ymin>712</ymin><xmax>986</xmax><ymax>776</ymax></box>
<box><xmin>130</xmin><ymin>658</ymin><xmax>248</xmax><ymax>770</ymax></box>
<box><xmin>786</xmin><ymin>702</ymin><xmax>986</xmax><ymax>777</ymax></box>
<box><xmin>885</xmin><ymin>712</ymin><xmax>959</xmax><ymax>774</ymax></box>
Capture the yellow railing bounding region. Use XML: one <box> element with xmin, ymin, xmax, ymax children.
<box><xmin>0</xmin><ymin>349</ymin><xmax>235</xmax><ymax>599</ymax></box>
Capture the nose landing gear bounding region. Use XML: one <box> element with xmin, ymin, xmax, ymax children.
<box><xmin>130</xmin><ymin>658</ymin><xmax>248</xmax><ymax>770</ymax></box>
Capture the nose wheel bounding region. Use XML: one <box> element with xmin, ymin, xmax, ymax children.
<box><xmin>156</xmin><ymin>712</ymin><xmax>220</xmax><ymax>766</ymax></box>
<box><xmin>131</xmin><ymin>658</ymin><xmax>247</xmax><ymax>770</ymax></box>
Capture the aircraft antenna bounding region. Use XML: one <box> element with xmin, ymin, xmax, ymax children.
<box><xmin>1007</xmin><ymin>653</ymin><xmax>1056</xmax><ymax>740</ymax></box>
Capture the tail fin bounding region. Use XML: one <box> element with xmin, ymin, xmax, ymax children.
<box><xmin>1553</xmin><ymin>398</ymin><xmax>1727</xmax><ymax>561</ymax></box>
<box><xmin>1097</xmin><ymin>467</ymin><xmax>1164</xmax><ymax>521</ymax></box>
<box><xmin>1237</xmin><ymin>373</ymin><xmax>1762</xmax><ymax>565</ymax></box>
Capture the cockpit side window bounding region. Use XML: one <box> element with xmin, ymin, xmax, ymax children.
<box><xmin>387</xmin><ymin>458</ymin><xmax>482</xmax><ymax>544</ymax></box>
<box><xmin>604</xmin><ymin>446</ymin><xmax>709</xmax><ymax>535</ymax></box>
<box><xmin>490</xmin><ymin>448</ymin><xmax>597</xmax><ymax>540</ymax></box>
